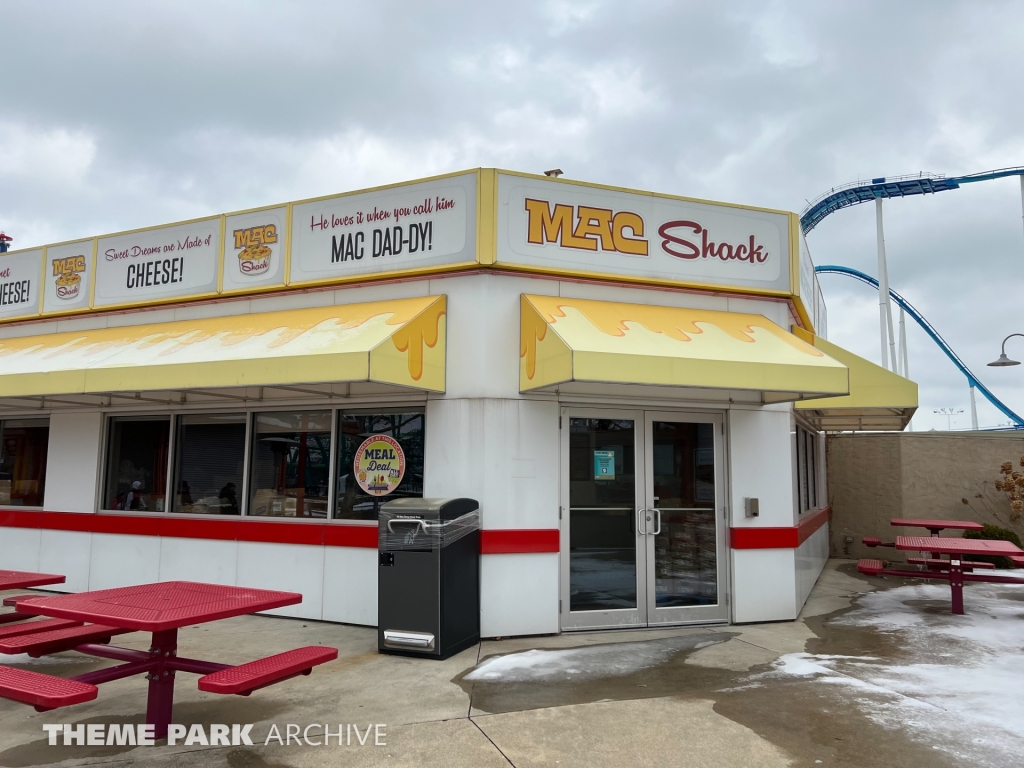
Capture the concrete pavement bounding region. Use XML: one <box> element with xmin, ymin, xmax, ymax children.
<box><xmin>0</xmin><ymin>561</ymin><xmax>983</xmax><ymax>767</ymax></box>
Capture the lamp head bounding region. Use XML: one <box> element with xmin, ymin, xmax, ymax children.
<box><xmin>988</xmin><ymin>353</ymin><xmax>1021</xmax><ymax>367</ymax></box>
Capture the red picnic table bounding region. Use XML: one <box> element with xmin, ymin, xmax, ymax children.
<box><xmin>0</xmin><ymin>581</ymin><xmax>337</xmax><ymax>739</ymax></box>
<box><xmin>864</xmin><ymin>518</ymin><xmax>988</xmax><ymax>559</ymax></box>
<box><xmin>858</xmin><ymin>535</ymin><xmax>1024</xmax><ymax>614</ymax></box>
<box><xmin>0</xmin><ymin>570</ymin><xmax>67</xmax><ymax>626</ymax></box>
<box><xmin>0</xmin><ymin>569</ymin><xmax>66</xmax><ymax>590</ymax></box>
<box><xmin>889</xmin><ymin>518</ymin><xmax>985</xmax><ymax>535</ymax></box>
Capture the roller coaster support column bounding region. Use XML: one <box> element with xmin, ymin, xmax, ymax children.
<box><xmin>898</xmin><ymin>305</ymin><xmax>913</xmax><ymax>430</ymax></box>
<box><xmin>970</xmin><ymin>385</ymin><xmax>979</xmax><ymax>430</ymax></box>
<box><xmin>876</xmin><ymin>199</ymin><xmax>899</xmax><ymax>371</ymax></box>
<box><xmin>1020</xmin><ymin>176</ymin><xmax>1024</xmax><ymax>245</ymax></box>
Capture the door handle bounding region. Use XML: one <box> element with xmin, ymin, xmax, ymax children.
<box><xmin>639</xmin><ymin>508</ymin><xmax>658</xmax><ymax>535</ymax></box>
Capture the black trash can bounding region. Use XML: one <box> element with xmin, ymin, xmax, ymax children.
<box><xmin>377</xmin><ymin>497</ymin><xmax>480</xmax><ymax>659</ymax></box>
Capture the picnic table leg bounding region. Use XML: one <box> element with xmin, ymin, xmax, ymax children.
<box><xmin>146</xmin><ymin>629</ymin><xmax>178</xmax><ymax>740</ymax></box>
<box><xmin>949</xmin><ymin>560</ymin><xmax>964</xmax><ymax>615</ymax></box>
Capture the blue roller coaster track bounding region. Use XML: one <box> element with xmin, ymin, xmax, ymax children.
<box><xmin>815</xmin><ymin>265</ymin><xmax>1024</xmax><ymax>427</ymax></box>
<box><xmin>801</xmin><ymin>167</ymin><xmax>1024</xmax><ymax>233</ymax></box>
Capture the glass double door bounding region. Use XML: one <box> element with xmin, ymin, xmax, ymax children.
<box><xmin>560</xmin><ymin>408</ymin><xmax>727</xmax><ymax>630</ymax></box>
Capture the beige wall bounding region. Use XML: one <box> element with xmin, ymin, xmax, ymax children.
<box><xmin>827</xmin><ymin>431</ymin><xmax>1024</xmax><ymax>561</ymax></box>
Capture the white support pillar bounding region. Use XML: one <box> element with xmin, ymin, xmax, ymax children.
<box><xmin>898</xmin><ymin>304</ymin><xmax>913</xmax><ymax>431</ymax></box>
<box><xmin>897</xmin><ymin>306</ymin><xmax>908</xmax><ymax>377</ymax></box>
<box><xmin>970</xmin><ymin>384</ymin><xmax>979</xmax><ymax>431</ymax></box>
<box><xmin>1020</xmin><ymin>176</ymin><xmax>1024</xmax><ymax>247</ymax></box>
<box><xmin>875</xmin><ymin>199</ymin><xmax>898</xmax><ymax>371</ymax></box>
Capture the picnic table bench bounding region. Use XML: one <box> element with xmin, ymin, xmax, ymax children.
<box><xmin>0</xmin><ymin>580</ymin><xmax>338</xmax><ymax>739</ymax></box>
<box><xmin>858</xmin><ymin>529</ymin><xmax>1024</xmax><ymax>614</ymax></box>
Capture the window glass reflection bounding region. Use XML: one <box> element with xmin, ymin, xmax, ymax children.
<box><xmin>335</xmin><ymin>411</ymin><xmax>424</xmax><ymax>520</ymax></box>
<box><xmin>104</xmin><ymin>417</ymin><xmax>170</xmax><ymax>512</ymax></box>
<box><xmin>249</xmin><ymin>411</ymin><xmax>331</xmax><ymax>518</ymax></box>
<box><xmin>173</xmin><ymin>413</ymin><xmax>247</xmax><ymax>515</ymax></box>
<box><xmin>568</xmin><ymin>418</ymin><xmax>638</xmax><ymax>612</ymax></box>
<box><xmin>652</xmin><ymin>421</ymin><xmax>717</xmax><ymax>607</ymax></box>
<box><xmin>0</xmin><ymin>419</ymin><xmax>49</xmax><ymax>507</ymax></box>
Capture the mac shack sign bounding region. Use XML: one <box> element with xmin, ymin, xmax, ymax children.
<box><xmin>496</xmin><ymin>173</ymin><xmax>792</xmax><ymax>293</ymax></box>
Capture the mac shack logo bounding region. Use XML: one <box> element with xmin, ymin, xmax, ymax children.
<box><xmin>524</xmin><ymin>199</ymin><xmax>771</xmax><ymax>265</ymax></box>
<box><xmin>52</xmin><ymin>254</ymin><xmax>87</xmax><ymax>300</ymax></box>
<box><xmin>233</xmin><ymin>224</ymin><xmax>277</xmax><ymax>276</ymax></box>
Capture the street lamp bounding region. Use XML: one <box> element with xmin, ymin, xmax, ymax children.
<box><xmin>933</xmin><ymin>407</ymin><xmax>963</xmax><ymax>431</ymax></box>
<box><xmin>988</xmin><ymin>333</ymin><xmax>1024</xmax><ymax>367</ymax></box>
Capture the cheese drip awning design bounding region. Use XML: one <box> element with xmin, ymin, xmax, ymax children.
<box><xmin>0</xmin><ymin>296</ymin><xmax>447</xmax><ymax>398</ymax></box>
<box><xmin>793</xmin><ymin>328</ymin><xmax>917</xmax><ymax>431</ymax></box>
<box><xmin>519</xmin><ymin>294</ymin><xmax>849</xmax><ymax>402</ymax></box>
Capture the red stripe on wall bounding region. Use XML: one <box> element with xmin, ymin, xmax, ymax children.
<box><xmin>323</xmin><ymin>524</ymin><xmax>379</xmax><ymax>549</ymax></box>
<box><xmin>0</xmin><ymin>509</ymin><xmax>560</xmax><ymax>554</ymax></box>
<box><xmin>0</xmin><ymin>510</ymin><xmax>41</xmax><ymax>529</ymax></box>
<box><xmin>480</xmin><ymin>529</ymin><xmax>560</xmax><ymax>554</ymax></box>
<box><xmin>730</xmin><ymin>507</ymin><xmax>831</xmax><ymax>550</ymax></box>
<box><xmin>0</xmin><ymin>509</ymin><xmax>372</xmax><ymax>547</ymax></box>
<box><xmin>797</xmin><ymin>506</ymin><xmax>831</xmax><ymax>545</ymax></box>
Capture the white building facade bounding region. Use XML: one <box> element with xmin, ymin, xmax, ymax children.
<box><xmin>0</xmin><ymin>170</ymin><xmax>916</xmax><ymax>636</ymax></box>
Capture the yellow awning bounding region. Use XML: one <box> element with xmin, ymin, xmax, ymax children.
<box><xmin>0</xmin><ymin>295</ymin><xmax>446</xmax><ymax>398</ymax></box>
<box><xmin>793</xmin><ymin>329</ymin><xmax>917</xmax><ymax>431</ymax></box>
<box><xmin>519</xmin><ymin>294</ymin><xmax>849</xmax><ymax>402</ymax></box>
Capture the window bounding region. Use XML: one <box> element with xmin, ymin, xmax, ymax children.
<box><xmin>172</xmin><ymin>413</ymin><xmax>247</xmax><ymax>515</ymax></box>
<box><xmin>99</xmin><ymin>406</ymin><xmax>428</xmax><ymax>520</ymax></box>
<box><xmin>249</xmin><ymin>411</ymin><xmax>331</xmax><ymax>518</ymax></box>
<box><xmin>0</xmin><ymin>419</ymin><xmax>49</xmax><ymax>507</ymax></box>
<box><xmin>335</xmin><ymin>410</ymin><xmax>424</xmax><ymax>520</ymax></box>
<box><xmin>795</xmin><ymin>425</ymin><xmax>820</xmax><ymax>513</ymax></box>
<box><xmin>104</xmin><ymin>417</ymin><xmax>170</xmax><ymax>511</ymax></box>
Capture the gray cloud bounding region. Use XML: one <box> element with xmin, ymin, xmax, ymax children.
<box><xmin>2</xmin><ymin>0</ymin><xmax>1023</xmax><ymax>429</ymax></box>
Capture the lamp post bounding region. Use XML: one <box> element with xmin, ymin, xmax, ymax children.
<box><xmin>988</xmin><ymin>334</ymin><xmax>1024</xmax><ymax>367</ymax></box>
<box><xmin>933</xmin><ymin>408</ymin><xmax>963</xmax><ymax>431</ymax></box>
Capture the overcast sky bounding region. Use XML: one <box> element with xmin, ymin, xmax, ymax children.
<box><xmin>2</xmin><ymin>1</ymin><xmax>1023</xmax><ymax>430</ymax></box>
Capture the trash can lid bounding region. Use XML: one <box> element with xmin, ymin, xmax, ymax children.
<box><xmin>379</xmin><ymin>497</ymin><xmax>479</xmax><ymax>521</ymax></box>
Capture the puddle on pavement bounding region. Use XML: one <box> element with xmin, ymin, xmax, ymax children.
<box><xmin>458</xmin><ymin>632</ymin><xmax>735</xmax><ymax>713</ymax></box>
<box><xmin>458</xmin><ymin>563</ymin><xmax>967</xmax><ymax>768</ymax></box>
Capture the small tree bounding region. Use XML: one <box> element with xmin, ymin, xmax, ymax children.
<box><xmin>994</xmin><ymin>457</ymin><xmax>1024</xmax><ymax>521</ymax></box>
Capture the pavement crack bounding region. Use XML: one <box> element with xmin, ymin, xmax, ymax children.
<box><xmin>470</xmin><ymin>716</ymin><xmax>516</xmax><ymax>767</ymax></box>
<box><xmin>466</xmin><ymin>640</ymin><xmax>482</xmax><ymax>718</ymax></box>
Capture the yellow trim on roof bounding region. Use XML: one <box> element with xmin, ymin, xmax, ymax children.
<box><xmin>520</xmin><ymin>294</ymin><xmax>848</xmax><ymax>400</ymax></box>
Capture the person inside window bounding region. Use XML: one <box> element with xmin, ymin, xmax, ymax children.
<box><xmin>218</xmin><ymin>482</ymin><xmax>240</xmax><ymax>515</ymax></box>
<box><xmin>124</xmin><ymin>480</ymin><xmax>146</xmax><ymax>511</ymax></box>
<box><xmin>178</xmin><ymin>480</ymin><xmax>193</xmax><ymax>507</ymax></box>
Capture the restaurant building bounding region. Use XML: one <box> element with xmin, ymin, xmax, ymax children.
<box><xmin>0</xmin><ymin>170</ymin><xmax>917</xmax><ymax>636</ymax></box>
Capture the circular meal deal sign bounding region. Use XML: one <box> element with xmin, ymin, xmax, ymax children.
<box><xmin>353</xmin><ymin>435</ymin><xmax>406</xmax><ymax>496</ymax></box>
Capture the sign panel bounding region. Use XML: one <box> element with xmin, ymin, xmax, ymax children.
<box><xmin>223</xmin><ymin>207</ymin><xmax>287</xmax><ymax>293</ymax></box>
<box><xmin>497</xmin><ymin>173</ymin><xmax>792</xmax><ymax>292</ymax></box>
<box><xmin>354</xmin><ymin>435</ymin><xmax>406</xmax><ymax>496</ymax></box>
<box><xmin>798</xmin><ymin>233</ymin><xmax>815</xmax><ymax>311</ymax></box>
<box><xmin>593</xmin><ymin>450</ymin><xmax>615</xmax><ymax>480</ymax></box>
<box><xmin>43</xmin><ymin>241</ymin><xmax>93</xmax><ymax>313</ymax></box>
<box><xmin>0</xmin><ymin>250</ymin><xmax>43</xmax><ymax>320</ymax></box>
<box><xmin>94</xmin><ymin>219</ymin><xmax>220</xmax><ymax>308</ymax></box>
<box><xmin>290</xmin><ymin>173</ymin><xmax>477</xmax><ymax>285</ymax></box>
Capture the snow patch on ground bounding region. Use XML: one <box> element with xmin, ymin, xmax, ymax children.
<box><xmin>466</xmin><ymin>636</ymin><xmax>724</xmax><ymax>683</ymax></box>
<box><xmin>767</xmin><ymin>579</ymin><xmax>1024</xmax><ymax>768</ymax></box>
